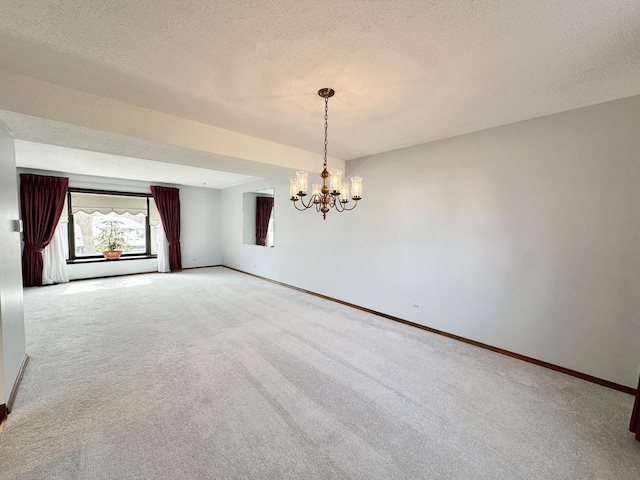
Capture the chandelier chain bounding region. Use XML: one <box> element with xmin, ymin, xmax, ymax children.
<box><xmin>323</xmin><ymin>96</ymin><xmax>329</xmax><ymax>170</ymax></box>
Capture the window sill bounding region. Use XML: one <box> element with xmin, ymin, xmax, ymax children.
<box><xmin>66</xmin><ymin>255</ymin><xmax>157</xmax><ymax>265</ymax></box>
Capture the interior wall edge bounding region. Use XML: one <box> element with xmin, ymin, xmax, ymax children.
<box><xmin>7</xmin><ymin>354</ymin><xmax>28</xmax><ymax>412</ymax></box>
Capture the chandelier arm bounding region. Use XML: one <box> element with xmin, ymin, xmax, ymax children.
<box><xmin>292</xmin><ymin>197</ymin><xmax>313</xmax><ymax>211</ymax></box>
<box><xmin>302</xmin><ymin>195</ymin><xmax>313</xmax><ymax>209</ymax></box>
<box><xmin>339</xmin><ymin>199</ymin><xmax>359</xmax><ymax>211</ymax></box>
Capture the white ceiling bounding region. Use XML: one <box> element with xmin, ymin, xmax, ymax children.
<box><xmin>0</xmin><ymin>0</ymin><xmax>639</xmax><ymax>185</ymax></box>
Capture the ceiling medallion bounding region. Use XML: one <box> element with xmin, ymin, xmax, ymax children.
<box><xmin>290</xmin><ymin>88</ymin><xmax>362</xmax><ymax>220</ymax></box>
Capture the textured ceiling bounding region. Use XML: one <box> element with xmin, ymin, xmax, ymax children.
<box><xmin>0</xmin><ymin>0</ymin><xmax>639</xmax><ymax>171</ymax></box>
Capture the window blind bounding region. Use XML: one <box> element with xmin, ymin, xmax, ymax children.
<box><xmin>70</xmin><ymin>192</ymin><xmax>148</xmax><ymax>216</ymax></box>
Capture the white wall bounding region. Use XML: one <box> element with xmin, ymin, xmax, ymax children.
<box><xmin>242</xmin><ymin>192</ymin><xmax>259</xmax><ymax>245</ymax></box>
<box><xmin>221</xmin><ymin>95</ymin><xmax>640</xmax><ymax>388</ymax></box>
<box><xmin>0</xmin><ymin>120</ymin><xmax>26</xmax><ymax>405</ymax></box>
<box><xmin>18</xmin><ymin>169</ymin><xmax>222</xmax><ymax>280</ymax></box>
<box><xmin>180</xmin><ymin>184</ymin><xmax>222</xmax><ymax>268</ymax></box>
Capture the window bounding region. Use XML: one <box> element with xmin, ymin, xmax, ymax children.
<box><xmin>65</xmin><ymin>189</ymin><xmax>162</xmax><ymax>261</ymax></box>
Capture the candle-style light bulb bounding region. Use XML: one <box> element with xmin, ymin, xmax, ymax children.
<box><xmin>351</xmin><ymin>177</ymin><xmax>362</xmax><ymax>199</ymax></box>
<box><xmin>330</xmin><ymin>170</ymin><xmax>342</xmax><ymax>193</ymax></box>
<box><xmin>290</xmin><ymin>179</ymin><xmax>299</xmax><ymax>199</ymax></box>
<box><xmin>296</xmin><ymin>171</ymin><xmax>308</xmax><ymax>194</ymax></box>
<box><xmin>340</xmin><ymin>182</ymin><xmax>349</xmax><ymax>203</ymax></box>
<box><xmin>312</xmin><ymin>183</ymin><xmax>322</xmax><ymax>203</ymax></box>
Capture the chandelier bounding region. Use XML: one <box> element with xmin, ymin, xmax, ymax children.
<box><xmin>290</xmin><ymin>88</ymin><xmax>362</xmax><ymax>220</ymax></box>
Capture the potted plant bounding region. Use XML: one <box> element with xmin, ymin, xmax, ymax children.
<box><xmin>95</xmin><ymin>220</ymin><xmax>132</xmax><ymax>259</ymax></box>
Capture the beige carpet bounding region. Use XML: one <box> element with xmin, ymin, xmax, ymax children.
<box><xmin>1</xmin><ymin>267</ymin><xmax>638</xmax><ymax>479</ymax></box>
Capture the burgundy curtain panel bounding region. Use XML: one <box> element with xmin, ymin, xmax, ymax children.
<box><xmin>151</xmin><ymin>185</ymin><xmax>182</xmax><ymax>271</ymax></box>
<box><xmin>20</xmin><ymin>174</ymin><xmax>69</xmax><ymax>287</ymax></box>
<box><xmin>255</xmin><ymin>196</ymin><xmax>274</xmax><ymax>246</ymax></box>
<box><xmin>631</xmin><ymin>375</ymin><xmax>640</xmax><ymax>442</ymax></box>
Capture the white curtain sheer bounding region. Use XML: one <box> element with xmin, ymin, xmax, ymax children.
<box><xmin>42</xmin><ymin>223</ymin><xmax>69</xmax><ymax>285</ymax></box>
<box><xmin>157</xmin><ymin>224</ymin><xmax>170</xmax><ymax>273</ymax></box>
<box><xmin>266</xmin><ymin>216</ymin><xmax>274</xmax><ymax>247</ymax></box>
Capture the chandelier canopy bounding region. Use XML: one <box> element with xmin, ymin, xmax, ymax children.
<box><xmin>290</xmin><ymin>88</ymin><xmax>362</xmax><ymax>220</ymax></box>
